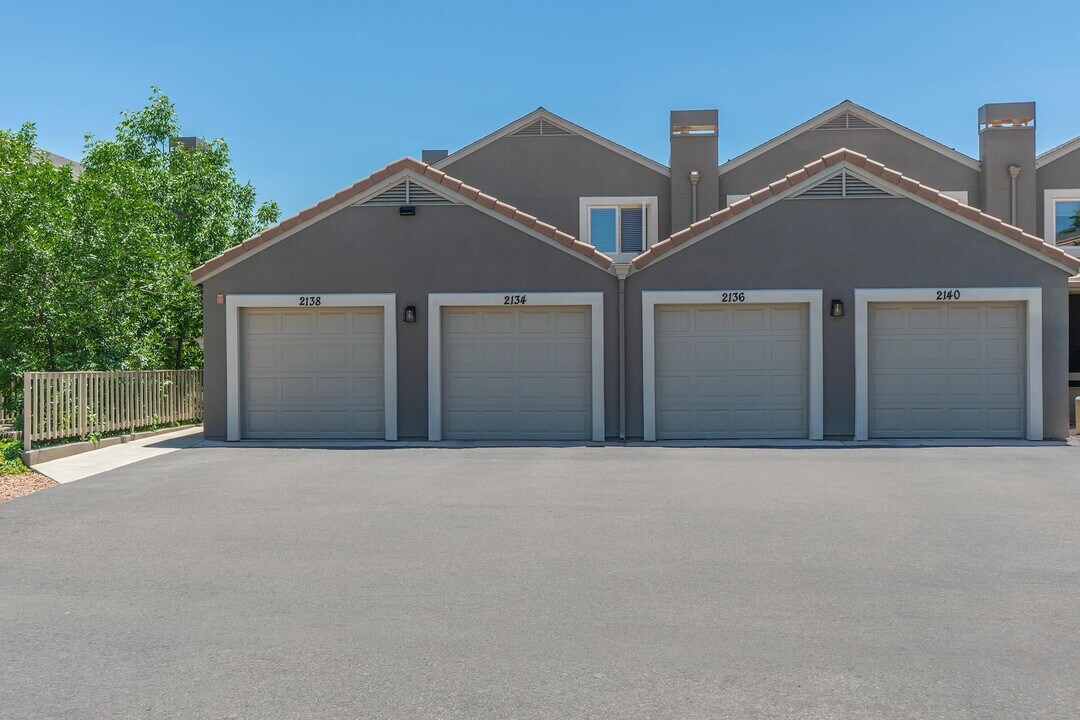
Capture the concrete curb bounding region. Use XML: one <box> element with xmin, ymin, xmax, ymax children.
<box><xmin>22</xmin><ymin>424</ymin><xmax>202</xmax><ymax>466</ymax></box>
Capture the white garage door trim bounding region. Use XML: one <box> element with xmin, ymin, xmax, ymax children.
<box><xmin>225</xmin><ymin>293</ymin><xmax>397</xmax><ymax>441</ymax></box>
<box><xmin>642</xmin><ymin>290</ymin><xmax>824</xmax><ymax>442</ymax></box>
<box><xmin>854</xmin><ymin>287</ymin><xmax>1042</xmax><ymax>441</ymax></box>
<box><xmin>428</xmin><ymin>292</ymin><xmax>605</xmax><ymax>441</ymax></box>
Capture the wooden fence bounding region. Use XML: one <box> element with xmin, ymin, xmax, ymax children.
<box><xmin>22</xmin><ymin>371</ymin><xmax>203</xmax><ymax>450</ymax></box>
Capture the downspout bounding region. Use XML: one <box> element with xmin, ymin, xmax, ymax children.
<box><xmin>614</xmin><ymin>263</ymin><xmax>632</xmax><ymax>442</ymax></box>
<box><xmin>689</xmin><ymin>171</ymin><xmax>701</xmax><ymax>223</ymax></box>
<box><xmin>1008</xmin><ymin>165</ymin><xmax>1021</xmax><ymax>226</ymax></box>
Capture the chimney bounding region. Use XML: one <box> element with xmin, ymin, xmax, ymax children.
<box><xmin>422</xmin><ymin>149</ymin><xmax>449</xmax><ymax>164</ymax></box>
<box><xmin>978</xmin><ymin>102</ymin><xmax>1036</xmax><ymax>232</ymax></box>
<box><xmin>670</xmin><ymin>110</ymin><xmax>719</xmax><ymax>233</ymax></box>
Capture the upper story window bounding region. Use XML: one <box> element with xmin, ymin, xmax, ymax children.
<box><xmin>579</xmin><ymin>196</ymin><xmax>657</xmax><ymax>257</ymax></box>
<box><xmin>1044</xmin><ymin>190</ymin><xmax>1080</xmax><ymax>256</ymax></box>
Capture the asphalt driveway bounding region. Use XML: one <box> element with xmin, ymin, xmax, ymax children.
<box><xmin>2</xmin><ymin>444</ymin><xmax>1078</xmax><ymax>719</ymax></box>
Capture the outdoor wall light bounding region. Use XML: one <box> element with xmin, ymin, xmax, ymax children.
<box><xmin>403</xmin><ymin>305</ymin><xmax>417</xmax><ymax>323</ymax></box>
<box><xmin>830</xmin><ymin>299</ymin><xmax>845</xmax><ymax>318</ymax></box>
<box><xmin>399</xmin><ymin>205</ymin><xmax>416</xmax><ymax>216</ymax></box>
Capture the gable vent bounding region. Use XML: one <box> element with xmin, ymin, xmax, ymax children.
<box><xmin>795</xmin><ymin>170</ymin><xmax>896</xmax><ymax>199</ymax></box>
<box><xmin>360</xmin><ymin>178</ymin><xmax>457</xmax><ymax>206</ymax></box>
<box><xmin>816</xmin><ymin>111</ymin><xmax>882</xmax><ymax>130</ymax></box>
<box><xmin>511</xmin><ymin>117</ymin><xmax>573</xmax><ymax>137</ymax></box>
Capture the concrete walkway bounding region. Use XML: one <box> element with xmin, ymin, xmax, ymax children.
<box><xmin>32</xmin><ymin>426</ymin><xmax>204</xmax><ymax>483</ymax></box>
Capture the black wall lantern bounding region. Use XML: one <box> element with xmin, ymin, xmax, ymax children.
<box><xmin>403</xmin><ymin>305</ymin><xmax>417</xmax><ymax>323</ymax></box>
<box><xmin>830</xmin><ymin>299</ymin><xmax>845</xmax><ymax>318</ymax></box>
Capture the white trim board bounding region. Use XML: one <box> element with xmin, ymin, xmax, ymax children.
<box><xmin>717</xmin><ymin>100</ymin><xmax>980</xmax><ymax>175</ymax></box>
<box><xmin>225</xmin><ymin>293</ymin><xmax>398</xmax><ymax>442</ymax></box>
<box><xmin>1043</xmin><ymin>189</ymin><xmax>1080</xmax><ymax>245</ymax></box>
<box><xmin>853</xmin><ymin>287</ymin><xmax>1043</xmax><ymax>441</ymax></box>
<box><xmin>633</xmin><ymin>161</ymin><xmax>1078</xmax><ymax>276</ymax></box>
<box><xmin>193</xmin><ymin>168</ymin><xmax>615</xmax><ymax>283</ymax></box>
<box><xmin>427</xmin><ymin>292</ymin><xmax>606</xmax><ymax>442</ymax></box>
<box><xmin>432</xmin><ymin>107</ymin><xmax>670</xmax><ymax>177</ymax></box>
<box><xmin>1036</xmin><ymin>136</ymin><xmax>1080</xmax><ymax>168</ymax></box>
<box><xmin>640</xmin><ymin>290</ymin><xmax>824</xmax><ymax>442</ymax></box>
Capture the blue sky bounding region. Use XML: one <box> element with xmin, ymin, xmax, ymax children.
<box><xmin>4</xmin><ymin>0</ymin><xmax>1077</xmax><ymax>217</ymax></box>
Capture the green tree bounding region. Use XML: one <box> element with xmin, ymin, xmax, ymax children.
<box><xmin>0</xmin><ymin>88</ymin><xmax>279</xmax><ymax>405</ymax></box>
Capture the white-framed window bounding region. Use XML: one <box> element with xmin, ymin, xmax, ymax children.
<box><xmin>1044</xmin><ymin>189</ymin><xmax>1080</xmax><ymax>249</ymax></box>
<box><xmin>579</xmin><ymin>196</ymin><xmax>658</xmax><ymax>256</ymax></box>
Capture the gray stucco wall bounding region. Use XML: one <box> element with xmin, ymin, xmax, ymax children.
<box><xmin>441</xmin><ymin>135</ymin><xmax>672</xmax><ymax>240</ymax></box>
<box><xmin>200</xmin><ymin>205</ymin><xmax>619</xmax><ymax>440</ymax></box>
<box><xmin>625</xmin><ymin>197</ymin><xmax>1072</xmax><ymax>440</ymax></box>
<box><xmin>1035</xmin><ymin>147</ymin><xmax>1080</xmax><ymax>240</ymax></box>
<box><xmin>719</xmin><ymin>129</ymin><xmax>981</xmax><ymax>209</ymax></box>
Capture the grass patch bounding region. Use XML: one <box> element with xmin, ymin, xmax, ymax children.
<box><xmin>1</xmin><ymin>437</ymin><xmax>28</xmax><ymax>475</ymax></box>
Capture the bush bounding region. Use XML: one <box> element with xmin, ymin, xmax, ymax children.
<box><xmin>0</xmin><ymin>437</ymin><xmax>27</xmax><ymax>475</ymax></box>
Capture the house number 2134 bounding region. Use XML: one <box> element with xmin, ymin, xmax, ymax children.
<box><xmin>504</xmin><ymin>294</ymin><xmax>527</xmax><ymax>305</ymax></box>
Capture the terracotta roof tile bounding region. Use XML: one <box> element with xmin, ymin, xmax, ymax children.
<box><xmin>190</xmin><ymin>157</ymin><xmax>611</xmax><ymax>281</ymax></box>
<box><xmin>631</xmin><ymin>147</ymin><xmax>1080</xmax><ymax>273</ymax></box>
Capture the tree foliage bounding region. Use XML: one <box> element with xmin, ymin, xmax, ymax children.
<box><xmin>0</xmin><ymin>88</ymin><xmax>279</xmax><ymax>398</ymax></box>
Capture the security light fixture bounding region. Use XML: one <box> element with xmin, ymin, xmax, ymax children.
<box><xmin>399</xmin><ymin>205</ymin><xmax>416</xmax><ymax>216</ymax></box>
<box><xmin>830</xmin><ymin>299</ymin><xmax>845</xmax><ymax>317</ymax></box>
<box><xmin>403</xmin><ymin>305</ymin><xmax>417</xmax><ymax>323</ymax></box>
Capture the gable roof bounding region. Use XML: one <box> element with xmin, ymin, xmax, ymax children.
<box><xmin>432</xmin><ymin>107</ymin><xmax>670</xmax><ymax>177</ymax></box>
<box><xmin>189</xmin><ymin>158</ymin><xmax>612</xmax><ymax>283</ymax></box>
<box><xmin>717</xmin><ymin>100</ymin><xmax>981</xmax><ymax>175</ymax></box>
<box><xmin>632</xmin><ymin>148</ymin><xmax>1080</xmax><ymax>274</ymax></box>
<box><xmin>1036</xmin><ymin>135</ymin><xmax>1080</xmax><ymax>168</ymax></box>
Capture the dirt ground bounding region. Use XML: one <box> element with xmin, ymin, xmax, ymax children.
<box><xmin>0</xmin><ymin>471</ymin><xmax>57</xmax><ymax>503</ymax></box>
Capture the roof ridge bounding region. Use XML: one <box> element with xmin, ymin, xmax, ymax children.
<box><xmin>189</xmin><ymin>157</ymin><xmax>611</xmax><ymax>282</ymax></box>
<box><xmin>634</xmin><ymin>147</ymin><xmax>1080</xmax><ymax>272</ymax></box>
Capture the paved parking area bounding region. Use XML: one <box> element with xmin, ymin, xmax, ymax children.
<box><xmin>2</xmin><ymin>445</ymin><xmax>1078</xmax><ymax>719</ymax></box>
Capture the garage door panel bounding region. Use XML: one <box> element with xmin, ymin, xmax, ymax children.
<box><xmin>655</xmin><ymin>304</ymin><xmax>809</xmax><ymax>439</ymax></box>
<box><xmin>771</xmin><ymin>339</ymin><xmax>806</xmax><ymax>366</ymax></box>
<box><xmin>280</xmin><ymin>312</ymin><xmax>313</xmax><ymax>334</ymax></box>
<box><xmin>868</xmin><ymin>302</ymin><xmax>1024</xmax><ymax>438</ymax></box>
<box><xmin>441</xmin><ymin>307</ymin><xmax>591</xmax><ymax>440</ymax></box>
<box><xmin>733</xmin><ymin>308</ymin><xmax>766</xmax><ymax>330</ymax></box>
<box><xmin>241</xmin><ymin>307</ymin><xmax>384</xmax><ymax>439</ymax></box>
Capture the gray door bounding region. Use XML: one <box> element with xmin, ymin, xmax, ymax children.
<box><xmin>240</xmin><ymin>307</ymin><xmax>384</xmax><ymax>439</ymax></box>
<box><xmin>654</xmin><ymin>304</ymin><xmax>809</xmax><ymax>439</ymax></box>
<box><xmin>441</xmin><ymin>306</ymin><xmax>591</xmax><ymax>440</ymax></box>
<box><xmin>868</xmin><ymin>302</ymin><xmax>1025</xmax><ymax>438</ymax></box>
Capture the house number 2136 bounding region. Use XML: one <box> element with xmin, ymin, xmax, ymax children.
<box><xmin>504</xmin><ymin>294</ymin><xmax>527</xmax><ymax>305</ymax></box>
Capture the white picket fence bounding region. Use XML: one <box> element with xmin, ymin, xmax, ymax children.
<box><xmin>22</xmin><ymin>371</ymin><xmax>203</xmax><ymax>450</ymax></box>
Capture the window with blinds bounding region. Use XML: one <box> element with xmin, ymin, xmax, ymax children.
<box><xmin>588</xmin><ymin>204</ymin><xmax>646</xmax><ymax>253</ymax></box>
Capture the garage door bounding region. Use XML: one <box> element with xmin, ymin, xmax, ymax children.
<box><xmin>654</xmin><ymin>304</ymin><xmax>809</xmax><ymax>439</ymax></box>
<box><xmin>441</xmin><ymin>306</ymin><xmax>591</xmax><ymax>440</ymax></box>
<box><xmin>867</xmin><ymin>302</ymin><xmax>1025</xmax><ymax>438</ymax></box>
<box><xmin>240</xmin><ymin>307</ymin><xmax>384</xmax><ymax>439</ymax></box>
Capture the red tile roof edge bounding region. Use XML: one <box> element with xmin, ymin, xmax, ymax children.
<box><xmin>190</xmin><ymin>158</ymin><xmax>611</xmax><ymax>282</ymax></box>
<box><xmin>632</xmin><ymin>148</ymin><xmax>1080</xmax><ymax>273</ymax></box>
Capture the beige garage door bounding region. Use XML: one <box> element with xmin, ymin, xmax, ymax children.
<box><xmin>441</xmin><ymin>306</ymin><xmax>591</xmax><ymax>440</ymax></box>
<box><xmin>868</xmin><ymin>302</ymin><xmax>1025</xmax><ymax>438</ymax></box>
<box><xmin>654</xmin><ymin>304</ymin><xmax>809</xmax><ymax>439</ymax></box>
<box><xmin>240</xmin><ymin>307</ymin><xmax>384</xmax><ymax>439</ymax></box>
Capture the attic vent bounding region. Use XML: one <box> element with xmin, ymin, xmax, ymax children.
<box><xmin>361</xmin><ymin>178</ymin><xmax>456</xmax><ymax>206</ymax></box>
<box><xmin>511</xmin><ymin>117</ymin><xmax>573</xmax><ymax>137</ymax></box>
<box><xmin>815</xmin><ymin>111</ymin><xmax>881</xmax><ymax>130</ymax></box>
<box><xmin>796</xmin><ymin>170</ymin><xmax>895</xmax><ymax>199</ymax></box>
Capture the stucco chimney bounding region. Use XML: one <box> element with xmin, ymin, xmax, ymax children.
<box><xmin>670</xmin><ymin>110</ymin><xmax>719</xmax><ymax>233</ymax></box>
<box><xmin>978</xmin><ymin>102</ymin><xmax>1036</xmax><ymax>232</ymax></box>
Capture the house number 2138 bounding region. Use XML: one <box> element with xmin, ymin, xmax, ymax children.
<box><xmin>504</xmin><ymin>294</ymin><xmax>527</xmax><ymax>305</ymax></box>
<box><xmin>299</xmin><ymin>296</ymin><xmax>322</xmax><ymax>306</ymax></box>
